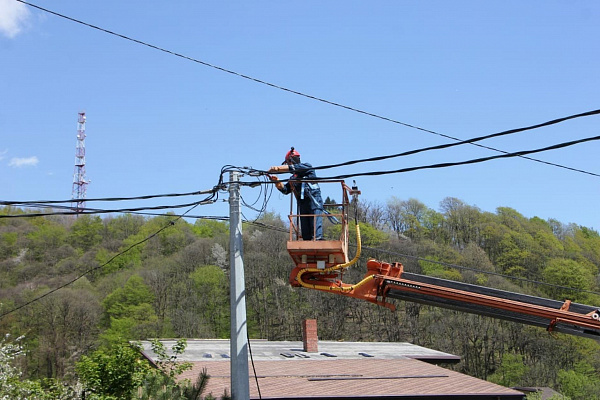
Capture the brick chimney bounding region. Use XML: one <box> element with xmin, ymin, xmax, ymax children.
<box><xmin>302</xmin><ymin>319</ymin><xmax>318</xmax><ymax>353</ymax></box>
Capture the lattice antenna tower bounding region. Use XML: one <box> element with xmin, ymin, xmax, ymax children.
<box><xmin>71</xmin><ymin>112</ymin><xmax>89</xmax><ymax>214</ymax></box>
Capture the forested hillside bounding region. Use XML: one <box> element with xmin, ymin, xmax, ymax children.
<box><xmin>1</xmin><ymin>196</ymin><xmax>599</xmax><ymax>398</ymax></box>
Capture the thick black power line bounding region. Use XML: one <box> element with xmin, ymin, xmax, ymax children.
<box><xmin>0</xmin><ymin>200</ymin><xmax>218</xmax><ymax>219</ymax></box>
<box><xmin>310</xmin><ymin>109</ymin><xmax>600</xmax><ymax>177</ymax></box>
<box><xmin>0</xmin><ymin>177</ymin><xmax>227</xmax><ymax>219</ymax></box>
<box><xmin>0</xmin><ymin>188</ymin><xmax>218</xmax><ymax>206</ymax></box>
<box><xmin>17</xmin><ymin>0</ymin><xmax>597</xmax><ymax>177</ymax></box>
<box><xmin>2</xmin><ymin>130</ymin><xmax>597</xmax><ymax>219</ymax></box>
<box><xmin>310</xmin><ymin>135</ymin><xmax>600</xmax><ymax>181</ymax></box>
<box><xmin>0</xmin><ymin>206</ymin><xmax>229</xmax><ymax>221</ymax></box>
<box><xmin>0</xmin><ymin>167</ymin><xmax>267</xmax><ymax>219</ymax></box>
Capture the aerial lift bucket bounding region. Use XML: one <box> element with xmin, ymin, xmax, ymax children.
<box><xmin>287</xmin><ymin>180</ymin><xmax>358</xmax><ymax>286</ymax></box>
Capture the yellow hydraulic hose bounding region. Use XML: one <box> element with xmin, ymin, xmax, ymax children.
<box><xmin>297</xmin><ymin>224</ymin><xmax>372</xmax><ymax>292</ymax></box>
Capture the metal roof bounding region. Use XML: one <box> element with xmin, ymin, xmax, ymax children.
<box><xmin>139</xmin><ymin>339</ymin><xmax>461</xmax><ymax>363</ymax></box>
<box><xmin>139</xmin><ymin>340</ymin><xmax>525</xmax><ymax>399</ymax></box>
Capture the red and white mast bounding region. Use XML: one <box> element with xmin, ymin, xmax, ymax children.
<box><xmin>71</xmin><ymin>112</ymin><xmax>89</xmax><ymax>214</ymax></box>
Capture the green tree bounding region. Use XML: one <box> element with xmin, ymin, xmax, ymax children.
<box><xmin>354</xmin><ymin>222</ymin><xmax>388</xmax><ymax>247</ymax></box>
<box><xmin>495</xmin><ymin>231</ymin><xmax>540</xmax><ymax>278</ymax></box>
<box><xmin>542</xmin><ymin>258</ymin><xmax>595</xmax><ymax>303</ymax></box>
<box><xmin>557</xmin><ymin>362</ymin><xmax>600</xmax><ymax>400</ymax></box>
<box><xmin>421</xmin><ymin>208</ymin><xmax>446</xmax><ymax>243</ymax></box>
<box><xmin>479</xmin><ymin>220</ymin><xmax>510</xmax><ymax>264</ymax></box>
<box><xmin>101</xmin><ymin>275</ymin><xmax>158</xmax><ymax>344</ymax></box>
<box><xmin>496</xmin><ymin>207</ymin><xmax>528</xmax><ymax>232</ymax></box>
<box><xmin>0</xmin><ymin>232</ymin><xmax>18</xmax><ymax>259</ymax></box>
<box><xmin>135</xmin><ymin>339</ymin><xmax>218</xmax><ymax>400</ymax></box>
<box><xmin>190</xmin><ymin>266</ymin><xmax>229</xmax><ymax>338</ymax></box>
<box><xmin>488</xmin><ymin>353</ymin><xmax>529</xmax><ymax>387</ymax></box>
<box><xmin>193</xmin><ymin>220</ymin><xmax>228</xmax><ymax>239</ymax></box>
<box><xmin>103</xmin><ymin>275</ymin><xmax>155</xmax><ymax>319</ymax></box>
<box><xmin>385</xmin><ymin>197</ymin><xmax>429</xmax><ymax>240</ymax></box>
<box><xmin>21</xmin><ymin>288</ymin><xmax>102</xmax><ymax>379</ymax></box>
<box><xmin>76</xmin><ymin>342</ymin><xmax>149</xmax><ymax>400</ymax></box>
<box><xmin>419</xmin><ymin>256</ymin><xmax>462</xmax><ymax>281</ymax></box>
<box><xmin>105</xmin><ymin>214</ymin><xmax>146</xmax><ymax>241</ymax></box>
<box><xmin>440</xmin><ymin>197</ymin><xmax>482</xmax><ymax>249</ymax></box>
<box><xmin>459</xmin><ymin>242</ymin><xmax>495</xmax><ymax>284</ymax></box>
<box><xmin>77</xmin><ymin>340</ymin><xmax>216</xmax><ymax>400</ymax></box>
<box><xmin>69</xmin><ymin>215</ymin><xmax>104</xmax><ymax>251</ymax></box>
<box><xmin>26</xmin><ymin>219</ymin><xmax>67</xmax><ymax>262</ymax></box>
<box><xmin>533</xmin><ymin>229</ymin><xmax>564</xmax><ymax>259</ymax></box>
<box><xmin>0</xmin><ymin>334</ymin><xmax>74</xmax><ymax>400</ymax></box>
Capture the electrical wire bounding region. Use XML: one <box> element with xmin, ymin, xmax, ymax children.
<box><xmin>16</xmin><ymin>0</ymin><xmax>598</xmax><ymax>177</ymax></box>
<box><xmin>1</xmin><ymin>207</ymin><xmax>230</xmax><ymax>221</ymax></box>
<box><xmin>0</xmin><ymin>165</ymin><xmax>268</xmax><ymax>220</ymax></box>
<box><xmin>241</xmin><ymin>177</ymin><xmax>274</xmax><ymax>218</ymax></box>
<box><xmin>0</xmin><ymin>177</ymin><xmax>228</xmax><ymax>219</ymax></box>
<box><xmin>0</xmin><ymin>188</ymin><xmax>217</xmax><ymax>207</ymax></box>
<box><xmin>243</xmin><ymin>220</ymin><xmax>288</xmax><ymax>233</ymax></box>
<box><xmin>247</xmin><ymin>331</ymin><xmax>262</xmax><ymax>400</ymax></box>
<box><xmin>283</xmin><ymin>134</ymin><xmax>600</xmax><ymax>181</ymax></box>
<box><xmin>219</xmin><ymin>165</ymin><xmax>275</xmax><ymax>221</ymax></box>
<box><xmin>304</xmin><ymin>109</ymin><xmax>600</xmax><ymax>177</ymax></box>
<box><xmin>0</xmin><ymin>200</ymin><xmax>218</xmax><ymax>219</ymax></box>
<box><xmin>0</xmin><ymin>198</ymin><xmax>230</xmax><ymax>220</ymax></box>
<box><xmin>13</xmin><ymin>0</ymin><xmax>437</xmax><ymax>136</ymax></box>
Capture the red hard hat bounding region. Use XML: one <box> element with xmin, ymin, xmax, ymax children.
<box><xmin>284</xmin><ymin>147</ymin><xmax>300</xmax><ymax>163</ymax></box>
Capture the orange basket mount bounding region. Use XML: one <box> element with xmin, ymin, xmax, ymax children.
<box><xmin>283</xmin><ymin>181</ymin><xmax>398</xmax><ymax>309</ymax></box>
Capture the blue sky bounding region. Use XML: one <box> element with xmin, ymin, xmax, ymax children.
<box><xmin>1</xmin><ymin>0</ymin><xmax>599</xmax><ymax>230</ymax></box>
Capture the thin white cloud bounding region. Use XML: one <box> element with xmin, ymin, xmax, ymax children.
<box><xmin>9</xmin><ymin>156</ymin><xmax>39</xmax><ymax>168</ymax></box>
<box><xmin>0</xmin><ymin>149</ymin><xmax>7</xmax><ymax>161</ymax></box>
<box><xmin>0</xmin><ymin>0</ymin><xmax>30</xmax><ymax>38</ymax></box>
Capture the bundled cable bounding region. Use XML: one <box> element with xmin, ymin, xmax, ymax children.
<box><xmin>314</xmin><ymin>135</ymin><xmax>600</xmax><ymax>181</ymax></box>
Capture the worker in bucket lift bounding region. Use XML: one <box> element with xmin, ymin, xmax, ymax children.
<box><xmin>268</xmin><ymin>147</ymin><xmax>324</xmax><ymax>241</ymax></box>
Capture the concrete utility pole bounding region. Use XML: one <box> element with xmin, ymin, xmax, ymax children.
<box><xmin>228</xmin><ymin>171</ymin><xmax>250</xmax><ymax>399</ymax></box>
